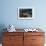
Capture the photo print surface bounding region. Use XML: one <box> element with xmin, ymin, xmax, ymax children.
<box><xmin>19</xmin><ymin>9</ymin><xmax>32</xmax><ymax>17</ymax></box>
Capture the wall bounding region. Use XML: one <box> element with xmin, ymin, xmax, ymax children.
<box><xmin>0</xmin><ymin>0</ymin><xmax>46</xmax><ymax>30</ymax></box>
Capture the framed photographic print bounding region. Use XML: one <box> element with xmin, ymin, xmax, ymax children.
<box><xmin>18</xmin><ymin>7</ymin><xmax>34</xmax><ymax>19</ymax></box>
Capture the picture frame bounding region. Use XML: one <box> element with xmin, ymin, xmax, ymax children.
<box><xmin>18</xmin><ymin>7</ymin><xmax>34</xmax><ymax>19</ymax></box>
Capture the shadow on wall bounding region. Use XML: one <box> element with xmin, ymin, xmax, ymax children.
<box><xmin>0</xmin><ymin>24</ymin><xmax>7</xmax><ymax>43</ymax></box>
